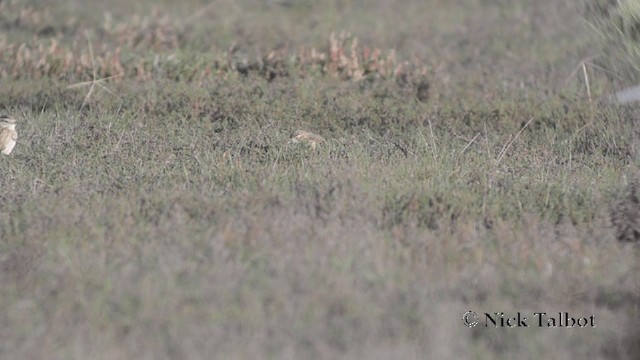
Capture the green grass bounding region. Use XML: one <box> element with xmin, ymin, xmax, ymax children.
<box><xmin>1</xmin><ymin>0</ymin><xmax>640</xmax><ymax>359</ymax></box>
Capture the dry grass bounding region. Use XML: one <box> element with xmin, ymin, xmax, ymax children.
<box><xmin>1</xmin><ymin>0</ymin><xmax>639</xmax><ymax>359</ymax></box>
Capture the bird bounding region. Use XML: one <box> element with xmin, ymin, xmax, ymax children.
<box><xmin>289</xmin><ymin>130</ymin><xmax>324</xmax><ymax>150</ymax></box>
<box><xmin>0</xmin><ymin>115</ymin><xmax>18</xmax><ymax>155</ymax></box>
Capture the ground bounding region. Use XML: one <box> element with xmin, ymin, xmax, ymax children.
<box><xmin>1</xmin><ymin>0</ymin><xmax>639</xmax><ymax>359</ymax></box>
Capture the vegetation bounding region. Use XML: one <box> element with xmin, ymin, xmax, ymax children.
<box><xmin>587</xmin><ymin>0</ymin><xmax>640</xmax><ymax>85</ymax></box>
<box><xmin>1</xmin><ymin>0</ymin><xmax>639</xmax><ymax>359</ymax></box>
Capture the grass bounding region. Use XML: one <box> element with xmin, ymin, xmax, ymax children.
<box><xmin>1</xmin><ymin>0</ymin><xmax>640</xmax><ymax>359</ymax></box>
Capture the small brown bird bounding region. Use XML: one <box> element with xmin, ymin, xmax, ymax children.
<box><xmin>0</xmin><ymin>115</ymin><xmax>17</xmax><ymax>155</ymax></box>
<box><xmin>289</xmin><ymin>130</ymin><xmax>324</xmax><ymax>150</ymax></box>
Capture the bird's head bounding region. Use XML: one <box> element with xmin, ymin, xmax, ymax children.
<box><xmin>0</xmin><ymin>115</ymin><xmax>17</xmax><ymax>130</ymax></box>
